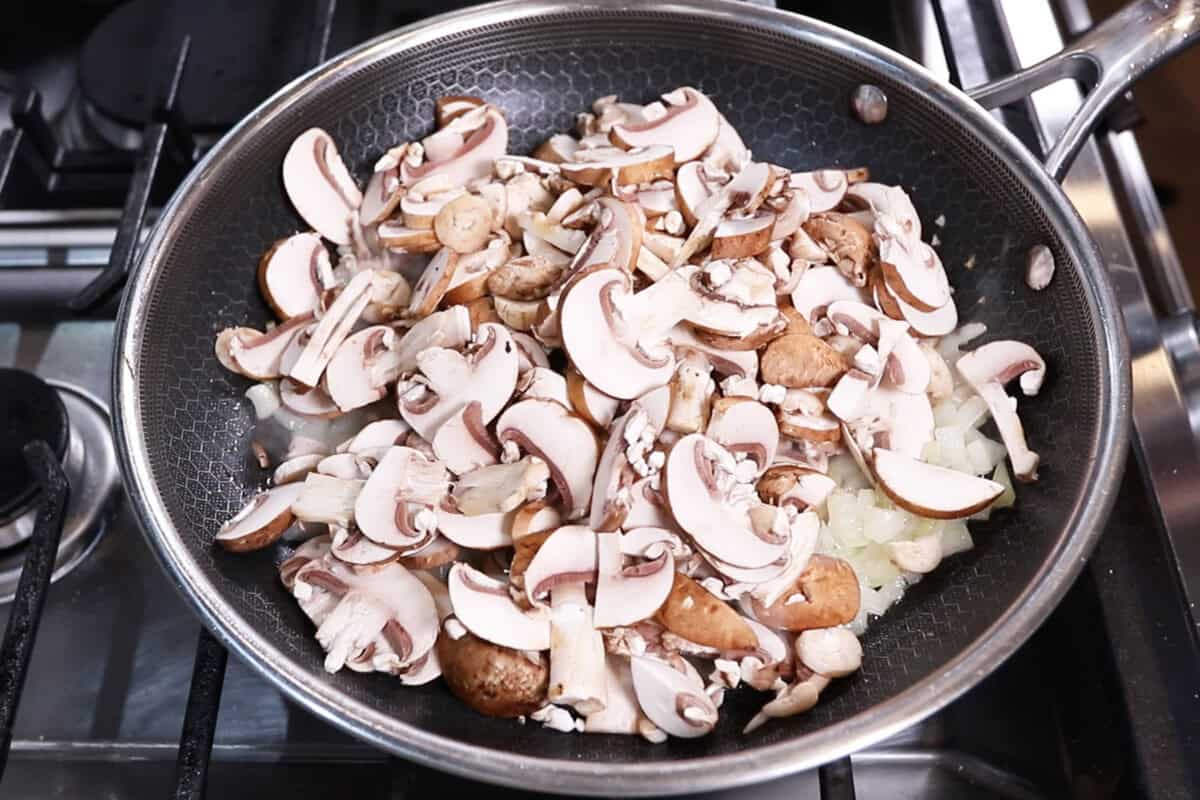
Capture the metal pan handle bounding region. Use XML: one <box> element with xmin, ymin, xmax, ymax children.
<box><xmin>968</xmin><ymin>0</ymin><xmax>1200</xmax><ymax>181</ymax></box>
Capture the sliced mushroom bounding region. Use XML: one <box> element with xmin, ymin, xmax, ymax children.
<box><xmin>872</xmin><ymin>448</ymin><xmax>1004</xmax><ymax>518</ymax></box>
<box><xmin>656</xmin><ymin>571</ymin><xmax>757</xmax><ymax>651</ymax></box>
<box><xmin>431</xmin><ymin>401</ymin><xmax>500</xmax><ymax>475</ymax></box>
<box><xmin>545</xmin><ymin>579</ymin><xmax>608</xmax><ymax>713</ymax></box>
<box><xmin>435</xmin><ymin>504</ymin><xmax>516</xmax><ymax>551</ymax></box>
<box><xmin>746</xmin><ymin>509</ymin><xmax>821</xmax><ymax>608</ymax></box>
<box><xmin>750</xmin><ymin>554</ymin><xmax>860</xmax><ymax>631</ymax></box>
<box><xmin>258</xmin><ymin>233</ymin><xmax>332</xmax><ymax>320</ymax></box>
<box><xmin>674</xmin><ymin>161</ymin><xmax>715</xmax><ymax>226</ymax></box>
<box><xmin>790</xmin><ymin>265</ymin><xmax>871</xmax><ymax>324</ymax></box>
<box><xmin>566</xmin><ymin>368</ymin><xmax>621</xmax><ymax>429</ymax></box>
<box><xmin>760</xmin><ymin>333</ymin><xmax>848</xmax><ymax>389</ymax></box>
<box><xmin>434</xmin><ymin>194</ymin><xmax>493</xmax><ymax>254</ymax></box>
<box><xmin>561</xmin><ymin>145</ymin><xmax>675</xmax><ymax>187</ymax></box>
<box><xmin>636</xmin><ymin>180</ymin><xmax>678</xmax><ymax>218</ymax></box>
<box><xmin>790</xmin><ymin>170</ymin><xmax>848</xmax><ymax>212</ymax></box>
<box><xmin>216</xmin><ymin>483</ymin><xmax>305</xmax><ymax>552</ymax></box>
<box><xmin>533</xmin><ymin>133</ymin><xmax>580</xmax><ymax>163</ymax></box>
<box><xmin>354</xmin><ymin>446</ymin><xmax>448</xmax><ymax>548</ymax></box>
<box><xmin>630</xmin><ymin>655</ymin><xmax>719</xmax><ymax>739</ymax></box>
<box><xmin>666</xmin><ymin>325</ymin><xmax>759</xmax><ymax>381</ymax></box>
<box><xmin>955</xmin><ymin>340</ymin><xmax>1046</xmax><ymax>481</ymax></box>
<box><xmin>329</xmin><ymin>527</ymin><xmax>400</xmax><ymax>566</ymax></box>
<box><xmin>317</xmin><ymin>452</ymin><xmax>373</xmax><ymax>480</ymax></box>
<box><xmin>802</xmin><ymin>213</ymin><xmax>873</xmax><ymax>287</ymax></box>
<box><xmin>273</xmin><ymin>454</ymin><xmax>324</xmax><ymax>485</ymax></box>
<box><xmin>398</xmin><ymin>322</ymin><xmax>519</xmax><ymax>441</ymax></box>
<box><xmin>711</xmin><ymin>212</ymin><xmax>776</xmax><ymax>259</ymax></box>
<box><xmin>282</xmin><ymin>129</ymin><xmax>362</xmax><ymax>245</ymax></box>
<box><xmin>610</xmin><ymin>87</ymin><xmax>719</xmax><ymax>164</ymax></box>
<box><xmin>287</xmin><ymin>270</ymin><xmax>375</xmax><ymax>387</ymax></box>
<box><xmin>795</xmin><ymin>627</ymin><xmax>863</xmax><ymax>678</ymax></box>
<box><xmin>447</xmin><ymin>562</ymin><xmax>551</xmax><ymax>650</ymax></box>
<box><xmin>436</xmin><ymin>95</ymin><xmax>486</xmax><ymax>127</ymax></box>
<box><xmin>399</xmin><ymin>535</ymin><xmax>460</xmax><ymax>570</ymax></box>
<box><xmin>280</xmin><ymin>378</ymin><xmax>341</xmax><ymax>418</ymax></box>
<box><xmin>496</xmin><ymin>398</ymin><xmax>600</xmax><ymax>520</ymax></box>
<box><xmin>451</xmin><ymin>457</ymin><xmax>549</xmax><ymax>517</ymax></box>
<box><xmin>401</xmin><ymin>106</ymin><xmax>508</xmax><ymax>188</ymax></box>
<box><xmin>674</xmin><ymin>162</ymin><xmax>772</xmax><ymax>266</ymax></box>
<box><xmin>568</xmin><ymin>197</ymin><xmax>643</xmax><ymax>275</ymax></box>
<box><xmin>491</xmin><ymin>296</ymin><xmax>540</xmax><ymax>332</ymax></box>
<box><xmin>400</xmin><ymin>188</ymin><xmax>465</xmax><ymax>230</ymax></box>
<box><xmin>377</xmin><ymin>222</ymin><xmax>441</xmax><ymax>254</ymax></box>
<box><xmin>889</xmin><ymin>535</ymin><xmax>943</xmax><ymax>574</ymax></box>
<box><xmin>359</xmin><ymin>165</ymin><xmax>402</xmax><ymax>226</ymax></box>
<box><xmin>517</xmin><ymin>366</ymin><xmax>572</xmax><ymax>407</ymax></box>
<box><xmin>442</xmin><ymin>234</ymin><xmax>511</xmax><ymax>305</ymax></box>
<box><xmin>742</xmin><ymin>669</ymin><xmax>831</xmax><ymax>733</ymax></box>
<box><xmin>664</xmin><ymin>351</ymin><xmax>715</xmax><ymax>435</ymax></box>
<box><xmin>511</xmin><ymin>500</ymin><xmax>563</xmax><ymax>542</ymax></box>
<box><xmin>390</xmin><ymin>305</ymin><xmax>472</xmax><ymax>375</ymax></box>
<box><xmin>662</xmin><ymin>434</ymin><xmax>788</xmax><ymax>569</ymax></box>
<box><xmin>486</xmin><ymin>255</ymin><xmax>563</xmax><ymax>301</ymax></box>
<box><xmin>279</xmin><ymin>535</ymin><xmax>331</xmax><ymax>589</ymax></box>
<box><xmin>585</xmin><ymin>656</ymin><xmax>645</xmax><ymax>734</ymax></box>
<box><xmin>877</xmin><ymin>227</ymin><xmax>950</xmax><ymax>312</ymax></box>
<box><xmin>593</xmin><ymin>531</ymin><xmax>675</xmax><ymax>628</ymax></box>
<box><xmin>322</xmin><ymin>326</ymin><xmax>397</xmax><ymax>411</ymax></box>
<box><xmin>844</xmin><ymin>182</ymin><xmax>921</xmax><ymax>238</ymax></box>
<box><xmin>438</xmin><ymin>629</ymin><xmax>549</xmax><ymax>718</ymax></box>
<box><xmin>705</xmin><ymin>397</ymin><xmax>778</xmax><ymax>473</ymax></box>
<box><xmin>215</xmin><ymin>313</ymin><xmax>313</xmax><ymax>380</ymax></box>
<box><xmin>405</xmin><ymin>248</ymin><xmax>459</xmax><ymax>317</ymax></box>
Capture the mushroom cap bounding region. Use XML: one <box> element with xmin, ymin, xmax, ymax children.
<box><xmin>630</xmin><ymin>655</ymin><xmax>719</xmax><ymax>739</ymax></box>
<box><xmin>216</xmin><ymin>313</ymin><xmax>313</xmax><ymax>381</ymax></box>
<box><xmin>872</xmin><ymin>448</ymin><xmax>1004</xmax><ymax>519</ymax></box>
<box><xmin>447</xmin><ymin>563</ymin><xmax>551</xmax><ymax>650</ymax></box>
<box><xmin>956</xmin><ymin>340</ymin><xmax>1046</xmax><ymax>396</ymax></box>
<box><xmin>343</xmin><ymin>419</ymin><xmax>411</xmax><ymax>458</ymax></box>
<box><xmin>517</xmin><ymin>366</ymin><xmax>572</xmax><ymax>407</ymax></box>
<box><xmin>257</xmin><ymin>233</ymin><xmax>330</xmax><ymax>320</ymax></box>
<box><xmin>705</xmin><ymin>397</ymin><xmax>779</xmax><ymax>474</ymax></box>
<box><xmin>354</xmin><ymin>446</ymin><xmax>449</xmax><ymax>548</ymax></box>
<box><xmin>216</xmin><ymin>483</ymin><xmax>305</xmax><ymax>552</ymax></box>
<box><xmin>496</xmin><ymin>398</ymin><xmax>600</xmax><ymax>520</ymax></box>
<box><xmin>359</xmin><ymin>165</ymin><xmax>402</xmax><ymax>226</ymax></box>
<box><xmin>711</xmin><ymin>213</ymin><xmax>776</xmax><ymax>259</ymax></box>
<box><xmin>566</xmin><ymin>367</ymin><xmax>621</xmax><ymax>429</ymax></box>
<box><xmin>279</xmin><ymin>378</ymin><xmax>341</xmax><ymax>419</ymax></box>
<box><xmin>437</xmin><ymin>630</ymin><xmax>549</xmax><ymax>718</ymax></box>
<box><xmin>282</xmin><ymin>128</ymin><xmax>362</xmax><ymax>245</ymax></box>
<box><xmin>561</xmin><ymin>145</ymin><xmax>675</xmax><ymax>187</ymax></box>
<box><xmin>523</xmin><ymin>524</ymin><xmax>598</xmax><ymax>605</ymax></box>
<box><xmin>878</xmin><ymin>230</ymin><xmax>950</xmax><ymax>312</ymax></box>
<box><xmin>610</xmin><ymin>87</ymin><xmax>720</xmax><ymax>164</ymax></box>
<box><xmin>593</xmin><ymin>531</ymin><xmax>675</xmax><ymax>628</ymax></box>
<box><xmin>750</xmin><ymin>554</ymin><xmax>860</xmax><ymax>631</ymax></box>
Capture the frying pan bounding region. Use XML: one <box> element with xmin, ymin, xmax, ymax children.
<box><xmin>113</xmin><ymin>0</ymin><xmax>1193</xmax><ymax>794</ymax></box>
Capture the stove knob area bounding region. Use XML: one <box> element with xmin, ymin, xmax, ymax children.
<box><xmin>0</xmin><ymin>368</ymin><xmax>70</xmax><ymax>523</ymax></box>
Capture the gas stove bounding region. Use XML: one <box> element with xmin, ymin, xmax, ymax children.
<box><xmin>2</xmin><ymin>1</ymin><xmax>1199</xmax><ymax>798</ymax></box>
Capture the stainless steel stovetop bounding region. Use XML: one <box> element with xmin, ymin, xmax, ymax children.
<box><xmin>1</xmin><ymin>1</ymin><xmax>1199</xmax><ymax>798</ymax></box>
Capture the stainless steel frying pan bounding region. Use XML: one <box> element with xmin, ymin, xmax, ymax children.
<box><xmin>113</xmin><ymin>0</ymin><xmax>1197</xmax><ymax>794</ymax></box>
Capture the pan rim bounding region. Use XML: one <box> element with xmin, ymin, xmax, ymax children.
<box><xmin>113</xmin><ymin>0</ymin><xmax>1131</xmax><ymax>795</ymax></box>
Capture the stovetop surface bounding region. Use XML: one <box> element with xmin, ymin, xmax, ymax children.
<box><xmin>1</xmin><ymin>1</ymin><xmax>1200</xmax><ymax>798</ymax></box>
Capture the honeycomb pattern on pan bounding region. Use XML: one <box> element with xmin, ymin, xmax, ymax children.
<box><xmin>134</xmin><ymin>9</ymin><xmax>1106</xmax><ymax>760</ymax></box>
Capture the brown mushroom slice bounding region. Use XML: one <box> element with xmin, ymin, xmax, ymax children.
<box><xmin>878</xmin><ymin>229</ymin><xmax>950</xmax><ymax>312</ymax></box>
<box><xmin>401</xmin><ymin>107</ymin><xmax>508</xmax><ymax>188</ymax></box>
<box><xmin>324</xmin><ymin>325</ymin><xmax>401</xmax><ymax>412</ymax></box>
<box><xmin>892</xmin><ymin>287</ymin><xmax>958</xmax><ymax>337</ymax></box>
<box><xmin>666</xmin><ymin>325</ymin><xmax>759</xmax><ymax>381</ymax></box>
<box><xmin>280</xmin><ymin>378</ymin><xmax>341</xmax><ymax>418</ymax></box>
<box><xmin>493</xmin><ymin>296</ymin><xmax>541</xmax><ymax>332</ymax></box>
<box><xmin>400</xmin><ymin>535</ymin><xmax>460</xmax><ymax>570</ymax></box>
<box><xmin>561</xmin><ymin>145</ymin><xmax>675</xmax><ymax>187</ymax></box>
<box><xmin>630</xmin><ymin>655</ymin><xmax>718</xmax><ymax>739</ymax></box>
<box><xmin>705</xmin><ymin>397</ymin><xmax>779</xmax><ymax>474</ymax></box>
<box><xmin>517</xmin><ymin>211</ymin><xmax>587</xmax><ymax>255</ymax></box>
<box><xmin>547</xmin><ymin>580</ymin><xmax>608</xmax><ymax>713</ymax></box>
<box><xmin>761</xmin><ymin>333</ymin><xmax>848</xmax><ymax>389</ymax></box>
<box><xmin>442</xmin><ymin>235</ymin><xmax>511</xmax><ymax>305</ymax></box>
<box><xmin>662</xmin><ymin>434</ymin><xmax>788</xmax><ymax>569</ymax></box>
<box><xmin>566</xmin><ymin>368</ymin><xmax>620</xmax><ymax>429</ymax></box>
<box><xmin>282</xmin><ymin>128</ymin><xmax>362</xmax><ymax>245</ymax></box>
<box><xmin>496</xmin><ymin>398</ymin><xmax>600</xmax><ymax>520</ymax></box>
<box><xmin>438</xmin><ymin>630</ymin><xmax>549</xmax><ymax>718</ymax></box>
<box><xmin>789</xmin><ymin>170</ymin><xmax>848</xmax><ymax>212</ymax></box>
<box><xmin>359</xmin><ymin>165</ymin><xmax>402</xmax><ymax>226</ymax></box>
<box><xmin>956</xmin><ymin>340</ymin><xmax>1046</xmax><ymax>481</ymax></box>
<box><xmin>609</xmin><ymin>87</ymin><xmax>719</xmax><ymax>164</ymax></box>
<box><xmin>405</xmin><ymin>248</ymin><xmax>459</xmax><ymax>317</ymax></box>
<box><xmin>435</xmin><ymin>505</ymin><xmax>516</xmax><ymax>550</ymax></box>
<box><xmin>517</xmin><ymin>366</ymin><xmax>572</xmax><ymax>407</ymax></box>
<box><xmin>636</xmin><ymin>180</ymin><xmax>678</xmax><ymax>218</ymax></box>
<box><xmin>399</xmin><ymin>189</ymin><xmax>465</xmax><ymax>230</ymax></box>
<box><xmin>399</xmin><ymin>322</ymin><xmax>519</xmax><ymax>441</ymax></box>
<box><xmin>447</xmin><ymin>562</ymin><xmax>551</xmax><ymax>650</ymax></box>
<box><xmin>884</xmin><ymin>329</ymin><xmax>932</xmax><ymax>394</ymax></box>
<box><xmin>710</xmin><ymin>212</ymin><xmax>776</xmax><ymax>259</ymax></box>
<box><xmin>746</xmin><ymin>510</ymin><xmax>821</xmax><ymax>608</ymax></box>
<box><xmin>354</xmin><ymin>446</ymin><xmax>448</xmax><ymax>548</ymax></box>
<box><xmin>258</xmin><ymin>233</ymin><xmax>332</xmax><ymax>320</ymax></box>
<box><xmin>215</xmin><ymin>313</ymin><xmax>313</xmax><ymax>380</ymax></box>
<box><xmin>216</xmin><ymin>483</ymin><xmax>305</xmax><ymax>552</ymax></box>
<box><xmin>750</xmin><ymin>554</ymin><xmax>860</xmax><ymax>631</ymax></box>
<box><xmin>568</xmin><ymin>197</ymin><xmax>643</xmax><ymax>275</ymax></box>
<box><xmin>377</xmin><ymin>222</ymin><xmax>440</xmax><ymax>254</ymax></box>
<box><xmin>872</xmin><ymin>448</ymin><xmax>1004</xmax><ymax>518</ymax></box>
<box><xmin>329</xmin><ymin>527</ymin><xmax>400</xmax><ymax>566</ymax></box>
<box><xmin>844</xmin><ymin>182</ymin><xmax>921</xmax><ymax>238</ymax></box>
<box><xmin>434</xmin><ymin>194</ymin><xmax>493</xmax><ymax>254</ymax></box>
<box><xmin>273</xmin><ymin>454</ymin><xmax>324</xmax><ymax>485</ymax></box>
<box><xmin>593</xmin><ymin>532</ymin><xmax>674</xmax><ymax>628</ymax></box>
<box><xmin>431</xmin><ymin>401</ymin><xmax>500</xmax><ymax>475</ymax></box>
<box><xmin>486</xmin><ymin>255</ymin><xmax>563</xmax><ymax>301</ymax></box>
<box><xmin>287</xmin><ymin>270</ymin><xmax>375</xmax><ymax>387</ymax></box>
<box><xmin>790</xmin><ymin>265</ymin><xmax>871</xmax><ymax>324</ymax></box>
<box><xmin>435</xmin><ymin>95</ymin><xmax>485</xmax><ymax>127</ymax></box>
<box><xmin>533</xmin><ymin>133</ymin><xmax>580</xmax><ymax>163</ymax></box>
<box><xmin>826</xmin><ymin>369</ymin><xmax>872</xmax><ymax>422</ymax></box>
<box><xmin>802</xmin><ymin>212</ymin><xmax>874</xmax><ymax>287</ymax></box>
<box><xmin>557</xmin><ymin>267</ymin><xmax>677</xmax><ymax>400</ymax></box>
<box><xmin>674</xmin><ymin>162</ymin><xmax>772</xmax><ymax>266</ymax></box>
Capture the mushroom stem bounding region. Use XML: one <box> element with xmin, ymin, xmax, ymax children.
<box><xmin>288</xmin><ymin>270</ymin><xmax>375</xmax><ymax>386</ymax></box>
<box><xmin>548</xmin><ymin>582</ymin><xmax>608</xmax><ymax>715</ymax></box>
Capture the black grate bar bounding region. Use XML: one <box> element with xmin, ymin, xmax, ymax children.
<box><xmin>818</xmin><ymin>756</ymin><xmax>857</xmax><ymax>800</ymax></box>
<box><xmin>171</xmin><ymin>628</ymin><xmax>228</xmax><ymax>800</ymax></box>
<box><xmin>309</xmin><ymin>0</ymin><xmax>338</xmax><ymax>67</ymax></box>
<box><xmin>68</xmin><ymin>37</ymin><xmax>192</xmax><ymax>312</ymax></box>
<box><xmin>0</xmin><ymin>441</ymin><xmax>71</xmax><ymax>779</ymax></box>
<box><xmin>0</xmin><ymin>129</ymin><xmax>21</xmax><ymax>202</ymax></box>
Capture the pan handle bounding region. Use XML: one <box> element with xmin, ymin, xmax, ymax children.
<box><xmin>968</xmin><ymin>0</ymin><xmax>1200</xmax><ymax>181</ymax></box>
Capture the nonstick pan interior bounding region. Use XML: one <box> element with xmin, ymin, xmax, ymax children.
<box><xmin>115</xmin><ymin>1</ymin><xmax>1127</xmax><ymax>793</ymax></box>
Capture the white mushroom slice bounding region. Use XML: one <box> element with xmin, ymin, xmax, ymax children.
<box><xmin>258</xmin><ymin>233</ymin><xmax>332</xmax><ymax>320</ymax></box>
<box><xmin>548</xmin><ymin>580</ymin><xmax>608</xmax><ymax>713</ymax></box>
<box><xmin>511</xmin><ymin>500</ymin><xmax>564</xmax><ymax>541</ymax></box>
<box><xmin>342</xmin><ymin>419</ymin><xmax>410</xmax><ymax>457</ymax></box>
<box><xmin>324</xmin><ymin>325</ymin><xmax>402</xmax><ymax>412</ymax></box>
<box><xmin>826</xmin><ymin>300</ymin><xmax>888</xmax><ymax>343</ymax></box>
<box><xmin>872</xmin><ymin>448</ymin><xmax>1004</xmax><ymax>518</ymax></box>
<box><xmin>377</xmin><ymin>223</ymin><xmax>440</xmax><ymax>254</ymax></box>
<box><xmin>522</xmin><ymin>231</ymin><xmax>572</xmax><ymax>268</ymax></box>
<box><xmin>826</xmin><ymin>370</ymin><xmax>872</xmax><ymax>421</ymax></box>
<box><xmin>789</xmin><ymin>170</ymin><xmax>848</xmax><ymax>212</ymax></box>
<box><xmin>329</xmin><ymin>528</ymin><xmax>399</xmax><ymax>566</ymax></box>
<box><xmin>216</xmin><ymin>483</ymin><xmax>305</xmax><ymax>551</ymax></box>
<box><xmin>282</xmin><ymin>129</ymin><xmax>362</xmax><ymax>245</ymax></box>
<box><xmin>630</xmin><ymin>656</ymin><xmax>718</xmax><ymax>739</ymax></box>
<box><xmin>215</xmin><ymin>313</ymin><xmax>313</xmax><ymax>380</ymax></box>
<box><xmin>510</xmin><ymin>331</ymin><xmax>549</xmax><ymax>372</ymax></box>
<box><xmin>791</xmin><ymin>265</ymin><xmax>870</xmax><ymax>324</ymax></box>
<box><xmin>317</xmin><ymin>452</ymin><xmax>373</xmax><ymax>480</ymax></box>
<box><xmin>711</xmin><ymin>212</ymin><xmax>776</xmax><ymax>259</ymax></box>
<box><xmin>705</xmin><ymin>397</ymin><xmax>778</xmax><ymax>473</ymax></box>
<box><xmin>447</xmin><ymin>562</ymin><xmax>550</xmax><ymax>650</ymax></box>
<box><xmin>451</xmin><ymin>457</ymin><xmax>549</xmax><ymax>516</ymax></box>
<box><xmin>569</xmin><ymin>197</ymin><xmax>643</xmax><ymax>274</ymax></box>
<box><xmin>663</xmin><ymin>434</ymin><xmax>788</xmax><ymax>568</ymax></box>
<box><xmin>273</xmin><ymin>454</ymin><xmax>323</xmax><ymax>485</ymax></box>
<box><xmin>517</xmin><ymin>211</ymin><xmax>587</xmax><ymax>255</ymax></box>
<box><xmin>406</xmin><ymin>248</ymin><xmax>459</xmax><ymax>317</ymax></box>
<box><xmin>288</xmin><ymin>270</ymin><xmax>375</xmax><ymax>387</ymax></box>
<box><xmin>493</xmin><ymin>296</ymin><xmax>541</xmax><ymax>332</ymax></box>
<box><xmin>594</xmin><ymin>531</ymin><xmax>675</xmax><ymax>628</ymax></box>
<box><xmin>878</xmin><ymin>230</ymin><xmax>950</xmax><ymax>312</ymax></box>
<box><xmin>546</xmin><ymin>187</ymin><xmax>584</xmax><ymax>223</ymax></box>
<box><xmin>884</xmin><ymin>331</ymin><xmax>931</xmax><ymax>395</ymax></box>
<box><xmin>776</xmin><ymin>408</ymin><xmax>840</xmax><ymax>443</ymax></box>
<box><xmin>749</xmin><ymin>510</ymin><xmax>820</xmax><ymax>608</ymax></box>
<box><xmin>434</xmin><ymin>95</ymin><xmax>485</xmax><ymax>127</ymax></box>
<box><xmin>399</xmin><ymin>188</ymin><xmax>465</xmax><ymax>230</ymax></box>
<box><xmin>796</xmin><ymin>628</ymin><xmax>863</xmax><ymax>678</ymax></box>
<box><xmin>280</xmin><ymin>378</ymin><xmax>340</xmax><ymax>418</ymax></box>
<box><xmin>423</xmin><ymin>128</ymin><xmax>465</xmax><ymax>164</ymax></box>
<box><xmin>435</xmin><ymin>505</ymin><xmax>515</xmax><ymax>550</ymax></box>
<box><xmin>636</xmin><ymin>181</ymin><xmax>677</xmax><ymax>217</ymax></box>
<box><xmin>517</xmin><ymin>366</ymin><xmax>571</xmax><ymax>407</ymax></box>
<box><xmin>666</xmin><ymin>325</ymin><xmax>759</xmax><ymax>380</ymax></box>
<box><xmin>585</xmin><ymin>656</ymin><xmax>644</xmax><ymax>734</ymax></box>
<box><xmin>359</xmin><ymin>165</ymin><xmax>401</xmax><ymax>226</ymax></box>
<box><xmin>522</xmin><ymin>524</ymin><xmax>598</xmax><ymax>605</ymax></box>
<box><xmin>496</xmin><ymin>398</ymin><xmax>599</xmax><ymax>520</ymax></box>
<box><xmin>399</xmin><ymin>322</ymin><xmax>519</xmax><ymax>441</ymax></box>
<box><xmin>674</xmin><ymin>162</ymin><xmax>772</xmax><ymax>266</ymax></box>
<box><xmin>533</xmin><ymin>133</ymin><xmax>580</xmax><ymax>163</ymax></box>
<box><xmin>435</xmin><ymin>194</ymin><xmax>495</xmax><ymax>254</ymax></box>
<box><xmin>561</xmin><ymin>145</ymin><xmax>675</xmax><ymax>187</ymax></box>
<box><xmin>401</xmin><ymin>107</ymin><xmax>508</xmax><ymax>188</ymax></box>
<box><xmin>702</xmin><ymin>112</ymin><xmax>749</xmax><ymax>173</ymax></box>
<box><xmin>674</xmin><ymin>161</ymin><xmax>715</xmax><ymax>225</ymax></box>
<box><xmin>956</xmin><ymin>340</ymin><xmax>1046</xmax><ymax>481</ymax></box>
<box><xmin>845</xmin><ymin>182</ymin><xmax>921</xmax><ymax>238</ymax></box>
<box><xmin>610</xmin><ymin>87</ymin><xmax>719</xmax><ymax>164</ymax></box>
<box><xmin>391</xmin><ymin>305</ymin><xmax>471</xmax><ymax>375</ymax></box>
<box><xmin>279</xmin><ymin>535</ymin><xmax>331</xmax><ymax>589</ymax></box>
<box><xmin>664</xmin><ymin>351</ymin><xmax>715</xmax><ymax>435</ymax></box>
<box><xmin>623</xmin><ymin>477</ymin><xmax>676</xmax><ymax>530</ymax></box>
<box><xmin>890</xmin><ymin>285</ymin><xmax>959</xmax><ymax>337</ymax></box>
<box><xmin>291</xmin><ymin>473</ymin><xmax>364</xmax><ymax>528</ymax></box>
<box><xmin>620</xmin><ymin>526</ymin><xmax>687</xmax><ymax>558</ymax></box>
<box><xmin>857</xmin><ymin>384</ymin><xmax>934</xmax><ymax>460</ymax></box>
<box><xmin>432</xmin><ymin>401</ymin><xmax>500</xmax><ymax>475</ymax></box>
<box><xmin>354</xmin><ymin>446</ymin><xmax>448</xmax><ymax>548</ymax></box>
<box><xmin>770</xmin><ymin>190</ymin><xmax>811</xmax><ymax>241</ymax></box>
<box><xmin>636</xmin><ymin>245</ymin><xmax>670</xmax><ymax>282</ymax></box>
<box><xmin>566</xmin><ymin>369</ymin><xmax>620</xmax><ymax>429</ymax></box>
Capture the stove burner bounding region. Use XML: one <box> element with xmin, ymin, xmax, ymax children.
<box><xmin>0</xmin><ymin>381</ymin><xmax>119</xmax><ymax>602</ymax></box>
<box><xmin>0</xmin><ymin>369</ymin><xmax>70</xmax><ymax>521</ymax></box>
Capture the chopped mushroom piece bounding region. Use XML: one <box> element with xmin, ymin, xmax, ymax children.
<box><xmin>496</xmin><ymin>399</ymin><xmax>599</xmax><ymax>520</ymax></box>
<box><xmin>258</xmin><ymin>233</ymin><xmax>332</xmax><ymax>320</ymax></box>
<box><xmin>216</xmin><ymin>483</ymin><xmax>305</xmax><ymax>552</ymax></box>
<box><xmin>282</xmin><ymin>128</ymin><xmax>362</xmax><ymax>245</ymax></box>
<box><xmin>955</xmin><ymin>340</ymin><xmax>1045</xmax><ymax>481</ymax></box>
<box><xmin>630</xmin><ymin>655</ymin><xmax>718</xmax><ymax>739</ymax></box>
<box><xmin>438</xmin><ymin>631</ymin><xmax>549</xmax><ymax>718</ymax></box>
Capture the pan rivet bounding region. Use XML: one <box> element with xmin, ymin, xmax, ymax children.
<box><xmin>851</xmin><ymin>85</ymin><xmax>888</xmax><ymax>125</ymax></box>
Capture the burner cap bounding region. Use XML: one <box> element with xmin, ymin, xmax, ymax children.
<box><xmin>0</xmin><ymin>369</ymin><xmax>69</xmax><ymax>519</ymax></box>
